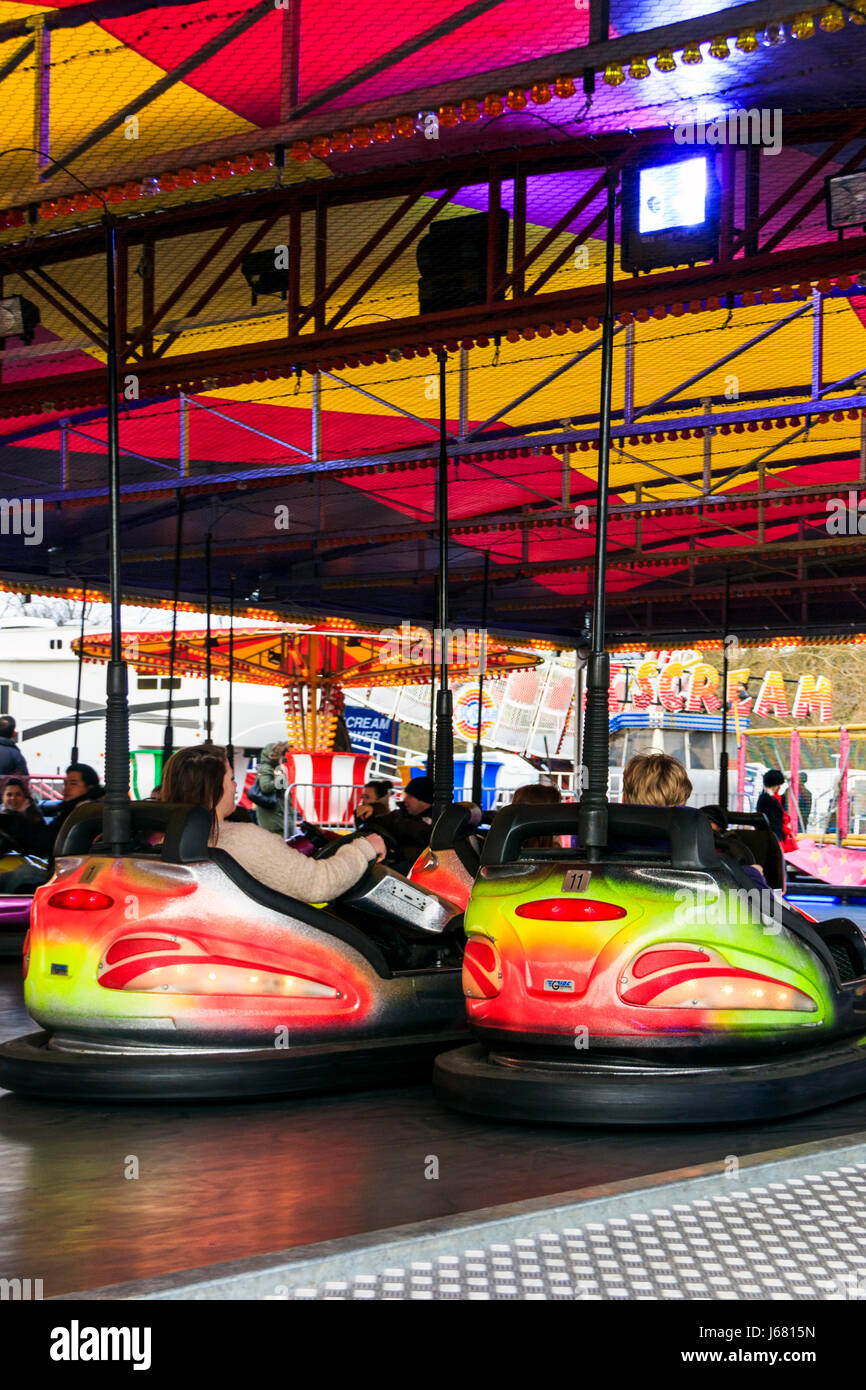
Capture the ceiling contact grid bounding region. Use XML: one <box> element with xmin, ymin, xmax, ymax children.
<box><xmin>288</xmin><ymin>1162</ymin><xmax>866</xmax><ymax>1300</ymax></box>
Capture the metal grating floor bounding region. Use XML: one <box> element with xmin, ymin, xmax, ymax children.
<box><xmin>289</xmin><ymin>1162</ymin><xmax>866</xmax><ymax>1300</ymax></box>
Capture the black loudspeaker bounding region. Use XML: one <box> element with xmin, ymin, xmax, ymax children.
<box><xmin>416</xmin><ymin>210</ymin><xmax>510</xmax><ymax>315</ymax></box>
<box><xmin>241</xmin><ymin>249</ymin><xmax>289</xmax><ymax>305</ymax></box>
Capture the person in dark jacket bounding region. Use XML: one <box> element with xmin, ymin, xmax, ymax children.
<box><xmin>797</xmin><ymin>772</ymin><xmax>813</xmax><ymax>833</ymax></box>
<box><xmin>46</xmin><ymin>763</ymin><xmax>105</xmax><ymax>852</ymax></box>
<box><xmin>0</xmin><ymin>716</ymin><xmax>28</xmax><ymax>777</ymax></box>
<box><xmin>354</xmin><ymin>779</ymin><xmax>393</xmax><ymax>827</ymax></box>
<box><xmin>0</xmin><ymin>776</ymin><xmax>50</xmax><ymax>856</ymax></box>
<box><xmin>756</xmin><ymin>769</ymin><xmax>786</xmax><ymax>841</ymax></box>
<box><xmin>699</xmin><ymin>804</ymin><xmax>757</xmax><ymax>867</ymax></box>
<box><xmin>377</xmin><ymin>775</ymin><xmax>435</xmax><ymax>873</ymax></box>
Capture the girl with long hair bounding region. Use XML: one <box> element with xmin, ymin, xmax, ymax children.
<box><xmin>161</xmin><ymin>744</ymin><xmax>386</xmax><ymax>903</ymax></box>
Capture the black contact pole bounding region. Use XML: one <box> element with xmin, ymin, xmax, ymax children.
<box><xmin>226</xmin><ymin>574</ymin><xmax>235</xmax><ymax>768</ymax></box>
<box><xmin>204</xmin><ymin>531</ymin><xmax>213</xmax><ymax>742</ymax></box>
<box><xmin>163</xmin><ymin>490</ymin><xmax>184</xmax><ymax>768</ymax></box>
<box><xmin>432</xmin><ymin>348</ymin><xmax>453</xmax><ymax>818</ymax></box>
<box><xmin>719</xmin><ymin>568</ymin><xmax>731</xmax><ymax>808</ymax></box>
<box><xmin>471</xmin><ymin>549</ymin><xmax>490</xmax><ymax>807</ymax></box>
<box><xmin>578</xmin><ymin>169</ymin><xmax>617</xmax><ymax>861</ymax></box>
<box><xmin>426</xmin><ymin>576</ymin><xmax>437</xmax><ymax>780</ymax></box>
<box><xmin>102</xmin><ymin>215</ymin><xmax>131</xmax><ymax>852</ymax></box>
<box><xmin>71</xmin><ymin>584</ymin><xmax>86</xmax><ymax>764</ymax></box>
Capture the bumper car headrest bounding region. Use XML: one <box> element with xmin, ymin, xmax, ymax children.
<box><xmin>430</xmin><ymin>802</ymin><xmax>476</xmax><ymax>851</ymax></box>
<box><xmin>56</xmin><ymin>801</ymin><xmax>212</xmax><ymax>863</ymax></box>
<box><xmin>482</xmin><ymin>802</ymin><xmax>719</xmax><ymax>870</ymax></box>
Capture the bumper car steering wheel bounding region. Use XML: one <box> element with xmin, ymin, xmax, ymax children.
<box><xmin>314</xmin><ymin>823</ymin><xmax>402</xmax><ymax>865</ymax></box>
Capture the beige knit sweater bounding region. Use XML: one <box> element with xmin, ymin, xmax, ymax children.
<box><xmin>213</xmin><ymin>821</ymin><xmax>376</xmax><ymax>903</ymax></box>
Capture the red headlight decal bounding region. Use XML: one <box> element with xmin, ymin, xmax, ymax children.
<box><xmin>462</xmin><ymin>936</ymin><xmax>502</xmax><ymax>999</ymax></box>
<box><xmin>632</xmin><ymin>948</ymin><xmax>710</xmax><ymax>979</ymax></box>
<box><xmin>104</xmin><ymin>936</ymin><xmax>179</xmax><ymax>966</ymax></box>
<box><xmin>48</xmin><ymin>888</ymin><xmax>114</xmax><ymax>911</ymax></box>
<box><xmin>514</xmin><ymin>899</ymin><xmax>627</xmax><ymax>922</ymax></box>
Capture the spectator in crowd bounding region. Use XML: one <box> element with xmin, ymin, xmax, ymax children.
<box><xmin>45</xmin><ymin>763</ymin><xmax>105</xmax><ymax>851</ymax></box>
<box><xmin>0</xmin><ymin>716</ymin><xmax>27</xmax><ymax>777</ymax></box>
<box><xmin>756</xmin><ymin>768</ymin><xmax>797</xmax><ymax>849</ymax></box>
<box><xmin>354</xmin><ymin>779</ymin><xmax>393</xmax><ymax>826</ymax></box>
<box><xmin>797</xmin><ymin>772</ymin><xmax>813</xmax><ymax>833</ymax></box>
<box><xmin>510</xmin><ymin>781</ymin><xmax>563</xmax><ymax>849</ymax></box>
<box><xmin>250</xmin><ymin>740</ymin><xmax>289</xmax><ymax>836</ymax></box>
<box><xmin>0</xmin><ymin>775</ymin><xmax>50</xmax><ymax>856</ymax></box>
<box><xmin>378</xmin><ymin>775</ymin><xmax>435</xmax><ymax>873</ymax></box>
<box><xmin>2</xmin><ymin>776</ymin><xmax>43</xmax><ymax>824</ymax></box>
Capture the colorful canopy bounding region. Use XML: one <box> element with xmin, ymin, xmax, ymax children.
<box><xmin>76</xmin><ymin>620</ymin><xmax>539</xmax><ymax>746</ymax></box>
<box><xmin>2</xmin><ymin>3</ymin><xmax>866</xmax><ymax>644</ymax></box>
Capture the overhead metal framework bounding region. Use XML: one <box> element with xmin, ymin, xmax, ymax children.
<box><xmin>2</xmin><ymin>0</ymin><xmax>866</xmax><ymax>645</ymax></box>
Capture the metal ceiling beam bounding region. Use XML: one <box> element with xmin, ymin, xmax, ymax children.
<box><xmin>20</xmin><ymin>0</ymin><xmax>796</xmax><ymax>190</ymax></box>
<box><xmin>5</xmin><ymin>108</ymin><xmax>861</xmax><ymax>257</ymax></box>
<box><xmin>496</xmin><ymin>571</ymin><xmax>866</xmax><ymax>612</ymax></box>
<box><xmin>319</xmin><ymin>535</ymin><xmax>866</xmax><ymax>589</ymax></box>
<box><xmin>9</xmin><ymin>391</ymin><xmax>866</xmax><ymax>510</ymax></box>
<box><xmin>6</xmin><ymin>231</ymin><xmax>866</xmax><ymax>421</ymax></box>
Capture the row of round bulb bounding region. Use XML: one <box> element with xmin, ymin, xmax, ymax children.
<box><xmin>602</xmin><ymin>7</ymin><xmax>859</xmax><ymax>86</ymax></box>
<box><xmin>0</xmin><ymin>6</ymin><xmax>860</xmax><ymax>231</ymax></box>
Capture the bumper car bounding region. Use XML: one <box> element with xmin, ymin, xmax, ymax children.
<box><xmin>0</xmin><ymin>822</ymin><xmax>49</xmax><ymax>959</ymax></box>
<box><xmin>408</xmin><ymin>802</ymin><xmax>482</xmax><ymax>911</ymax></box>
<box><xmin>0</xmin><ymin>801</ymin><xmax>466</xmax><ymax>1102</ymax></box>
<box><xmin>434</xmin><ymin>801</ymin><xmax>866</xmax><ymax>1127</ymax></box>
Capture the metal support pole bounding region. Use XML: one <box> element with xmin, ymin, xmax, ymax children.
<box><xmin>60</xmin><ymin>420</ymin><xmax>68</xmax><ymax>490</ymax></box>
<box><xmin>579</xmin><ymin>169</ymin><xmax>616</xmax><ymax>860</ymax></box>
<box><xmin>31</xmin><ymin>17</ymin><xmax>50</xmax><ymax>172</ymax></box>
<box><xmin>812</xmin><ymin>286</ymin><xmax>823</xmax><ymax>399</ymax></box>
<box><xmin>426</xmin><ymin>583</ymin><xmax>436</xmax><ymax>780</ymax></box>
<box><xmin>574</xmin><ymin>652</ymin><xmax>585</xmax><ymax>798</ymax></box>
<box><xmin>702</xmin><ymin>397</ymin><xmax>712</xmax><ymax>494</ymax></box>
<box><xmin>71</xmin><ymin>584</ymin><xmax>86</xmax><ymax>765</ymax></box>
<box><xmin>179</xmin><ymin>391</ymin><xmax>188</xmax><ymax>477</ymax></box>
<box><xmin>205</xmin><ymin>530</ymin><xmax>213</xmax><ymax>742</ymax></box>
<box><xmin>471</xmin><ymin>549</ymin><xmax>490</xmax><ymax>807</ymax></box>
<box><xmin>719</xmin><ymin>569</ymin><xmax>730</xmax><ymax>809</ymax></box>
<box><xmin>227</xmin><ymin>575</ymin><xmax>235</xmax><ymax>770</ymax></box>
<box><xmin>311</xmin><ymin>370</ymin><xmax>321</xmax><ymax>462</ymax></box>
<box><xmin>561</xmin><ymin>445</ymin><xmax>571</xmax><ymax>509</ymax></box>
<box><xmin>623</xmin><ymin>320</ymin><xmax>635</xmax><ymax>427</ymax></box>
<box><xmin>433</xmin><ymin>349</ymin><xmax>453</xmax><ymax>817</ymax></box>
<box><xmin>102</xmin><ymin>213</ymin><xmax>131</xmax><ymax>852</ymax></box>
<box><xmin>458</xmin><ymin>346</ymin><xmax>469</xmax><ymax>441</ymax></box>
<box><xmin>163</xmin><ymin>491</ymin><xmax>184</xmax><ymax>767</ymax></box>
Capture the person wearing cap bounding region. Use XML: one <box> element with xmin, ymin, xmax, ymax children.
<box><xmin>378</xmin><ymin>775</ymin><xmax>435</xmax><ymax>873</ymax></box>
<box><xmin>756</xmin><ymin>769</ymin><xmax>796</xmax><ymax>849</ymax></box>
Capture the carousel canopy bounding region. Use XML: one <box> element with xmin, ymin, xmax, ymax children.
<box><xmin>75</xmin><ymin>620</ymin><xmax>540</xmax><ymax>687</ymax></box>
<box><xmin>1</xmin><ymin>2</ymin><xmax>866</xmax><ymax>644</ymax></box>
